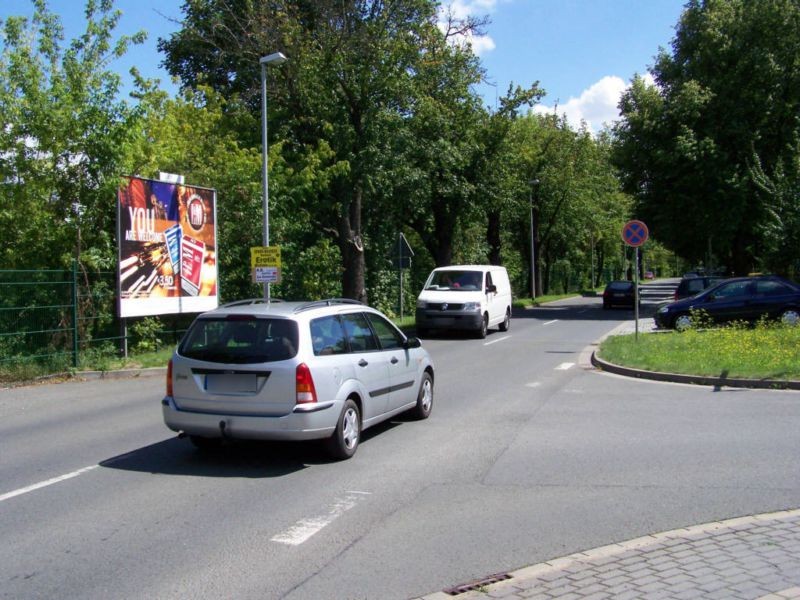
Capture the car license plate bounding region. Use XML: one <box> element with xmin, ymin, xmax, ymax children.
<box><xmin>205</xmin><ymin>373</ymin><xmax>257</xmax><ymax>393</ymax></box>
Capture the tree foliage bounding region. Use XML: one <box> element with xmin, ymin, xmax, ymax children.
<box><xmin>0</xmin><ymin>0</ymin><xmax>145</xmax><ymax>269</ymax></box>
<box><xmin>614</xmin><ymin>0</ymin><xmax>800</xmax><ymax>275</ymax></box>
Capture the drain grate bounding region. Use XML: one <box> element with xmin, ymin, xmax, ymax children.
<box><xmin>443</xmin><ymin>572</ymin><xmax>512</xmax><ymax>596</ymax></box>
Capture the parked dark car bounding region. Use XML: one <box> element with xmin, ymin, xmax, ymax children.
<box><xmin>655</xmin><ymin>275</ymin><xmax>800</xmax><ymax>330</ymax></box>
<box><xmin>602</xmin><ymin>280</ymin><xmax>639</xmax><ymax>309</ymax></box>
<box><xmin>674</xmin><ymin>275</ymin><xmax>725</xmax><ymax>300</ymax></box>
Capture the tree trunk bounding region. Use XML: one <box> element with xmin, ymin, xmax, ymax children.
<box><xmin>339</xmin><ymin>185</ymin><xmax>367</xmax><ymax>302</ymax></box>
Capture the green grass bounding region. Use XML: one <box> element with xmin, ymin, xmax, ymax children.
<box><xmin>598</xmin><ymin>323</ymin><xmax>800</xmax><ymax>380</ymax></box>
<box><xmin>0</xmin><ymin>346</ymin><xmax>176</xmax><ymax>385</ymax></box>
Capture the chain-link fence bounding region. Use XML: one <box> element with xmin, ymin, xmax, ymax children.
<box><xmin>0</xmin><ymin>262</ymin><xmax>191</xmax><ymax>377</ymax></box>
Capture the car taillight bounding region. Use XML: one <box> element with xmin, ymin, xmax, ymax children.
<box><xmin>166</xmin><ymin>359</ymin><xmax>173</xmax><ymax>397</ymax></box>
<box><xmin>673</xmin><ymin>292</ymin><xmax>678</xmax><ymax>300</ymax></box>
<box><xmin>295</xmin><ymin>363</ymin><xmax>317</xmax><ymax>404</ymax></box>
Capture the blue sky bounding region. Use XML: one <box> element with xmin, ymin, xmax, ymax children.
<box><xmin>3</xmin><ymin>0</ymin><xmax>686</xmax><ymax>132</ymax></box>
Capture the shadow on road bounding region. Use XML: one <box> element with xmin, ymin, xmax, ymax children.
<box><xmin>99</xmin><ymin>420</ymin><xmax>401</xmax><ymax>478</ymax></box>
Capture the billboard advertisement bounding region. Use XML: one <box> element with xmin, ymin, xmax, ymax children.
<box><xmin>117</xmin><ymin>176</ymin><xmax>218</xmax><ymax>318</ymax></box>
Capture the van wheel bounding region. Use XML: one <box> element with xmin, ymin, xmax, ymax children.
<box><xmin>410</xmin><ymin>372</ymin><xmax>433</xmax><ymax>420</ymax></box>
<box><xmin>476</xmin><ymin>314</ymin><xmax>488</xmax><ymax>339</ymax></box>
<box><xmin>499</xmin><ymin>309</ymin><xmax>511</xmax><ymax>332</ymax></box>
<box><xmin>325</xmin><ymin>399</ymin><xmax>360</xmax><ymax>460</ymax></box>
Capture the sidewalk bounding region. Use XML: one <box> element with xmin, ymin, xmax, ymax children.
<box><xmin>417</xmin><ymin>509</ymin><xmax>800</xmax><ymax>599</ymax></box>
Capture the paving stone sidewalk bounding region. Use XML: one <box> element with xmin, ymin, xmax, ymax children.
<box><xmin>417</xmin><ymin>509</ymin><xmax>800</xmax><ymax>600</ymax></box>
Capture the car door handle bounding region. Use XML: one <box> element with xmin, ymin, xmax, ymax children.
<box><xmin>390</xmin><ymin>357</ymin><xmax>399</xmax><ymax>364</ymax></box>
<box><xmin>358</xmin><ymin>359</ymin><xmax>368</xmax><ymax>367</ymax></box>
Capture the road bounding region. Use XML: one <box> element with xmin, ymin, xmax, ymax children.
<box><xmin>2</xmin><ymin>293</ymin><xmax>799</xmax><ymax>599</ymax></box>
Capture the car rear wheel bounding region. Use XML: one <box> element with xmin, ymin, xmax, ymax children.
<box><xmin>409</xmin><ymin>372</ymin><xmax>433</xmax><ymax>420</ymax></box>
<box><xmin>325</xmin><ymin>399</ymin><xmax>360</xmax><ymax>460</ymax></box>
<box><xmin>416</xmin><ymin>327</ymin><xmax>429</xmax><ymax>338</ymax></box>
<box><xmin>498</xmin><ymin>309</ymin><xmax>510</xmax><ymax>332</ymax></box>
<box><xmin>780</xmin><ymin>308</ymin><xmax>800</xmax><ymax>326</ymax></box>
<box><xmin>673</xmin><ymin>313</ymin><xmax>693</xmax><ymax>331</ymax></box>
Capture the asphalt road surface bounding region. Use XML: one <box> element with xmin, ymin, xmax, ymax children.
<box><xmin>2</xmin><ymin>294</ymin><xmax>798</xmax><ymax>599</ymax></box>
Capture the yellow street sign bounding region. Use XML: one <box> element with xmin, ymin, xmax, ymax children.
<box><xmin>250</xmin><ymin>246</ymin><xmax>281</xmax><ymax>268</ymax></box>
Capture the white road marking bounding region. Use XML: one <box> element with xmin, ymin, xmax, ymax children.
<box><xmin>555</xmin><ymin>362</ymin><xmax>575</xmax><ymax>371</ymax></box>
<box><xmin>271</xmin><ymin>491</ymin><xmax>371</xmax><ymax>546</ymax></box>
<box><xmin>484</xmin><ymin>336</ymin><xmax>511</xmax><ymax>346</ymax></box>
<box><xmin>525</xmin><ymin>382</ymin><xmax>541</xmax><ymax>388</ymax></box>
<box><xmin>543</xmin><ymin>320</ymin><xmax>558</xmax><ymax>326</ymax></box>
<box><xmin>0</xmin><ymin>465</ymin><xmax>99</xmax><ymax>503</ymax></box>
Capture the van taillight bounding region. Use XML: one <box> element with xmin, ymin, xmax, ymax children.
<box><xmin>295</xmin><ymin>363</ymin><xmax>317</xmax><ymax>404</ymax></box>
<box><xmin>166</xmin><ymin>359</ymin><xmax>173</xmax><ymax>397</ymax></box>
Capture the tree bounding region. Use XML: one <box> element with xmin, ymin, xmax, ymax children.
<box><xmin>0</xmin><ymin>0</ymin><xmax>145</xmax><ymax>270</ymax></box>
<box><xmin>160</xmin><ymin>0</ymin><xmax>444</xmax><ymax>302</ymax></box>
<box><xmin>614</xmin><ymin>0</ymin><xmax>800</xmax><ymax>275</ymax></box>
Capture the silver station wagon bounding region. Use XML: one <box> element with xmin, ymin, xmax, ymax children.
<box><xmin>163</xmin><ymin>299</ymin><xmax>434</xmax><ymax>459</ymax></box>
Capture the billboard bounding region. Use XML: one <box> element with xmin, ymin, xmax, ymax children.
<box><xmin>117</xmin><ymin>176</ymin><xmax>218</xmax><ymax>318</ymax></box>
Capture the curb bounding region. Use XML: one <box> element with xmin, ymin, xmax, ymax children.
<box><xmin>591</xmin><ymin>351</ymin><xmax>800</xmax><ymax>391</ymax></box>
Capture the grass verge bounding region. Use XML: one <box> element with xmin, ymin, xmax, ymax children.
<box><xmin>598</xmin><ymin>323</ymin><xmax>800</xmax><ymax>381</ymax></box>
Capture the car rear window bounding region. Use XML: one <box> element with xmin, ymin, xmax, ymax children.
<box><xmin>179</xmin><ymin>317</ymin><xmax>298</xmax><ymax>364</ymax></box>
<box><xmin>608</xmin><ymin>281</ymin><xmax>633</xmax><ymax>291</ymax></box>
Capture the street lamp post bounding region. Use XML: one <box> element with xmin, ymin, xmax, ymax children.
<box><xmin>529</xmin><ymin>179</ymin><xmax>539</xmax><ymax>300</ymax></box>
<box><xmin>260</xmin><ymin>51</ymin><xmax>288</xmax><ymax>300</ymax></box>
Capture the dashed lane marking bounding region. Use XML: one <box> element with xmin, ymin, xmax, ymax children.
<box><xmin>484</xmin><ymin>336</ymin><xmax>511</xmax><ymax>346</ymax></box>
<box><xmin>555</xmin><ymin>362</ymin><xmax>575</xmax><ymax>371</ymax></box>
<box><xmin>271</xmin><ymin>491</ymin><xmax>371</xmax><ymax>546</ymax></box>
<box><xmin>543</xmin><ymin>320</ymin><xmax>558</xmax><ymax>326</ymax></box>
<box><xmin>0</xmin><ymin>465</ymin><xmax>99</xmax><ymax>503</ymax></box>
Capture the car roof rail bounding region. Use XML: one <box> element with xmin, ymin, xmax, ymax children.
<box><xmin>293</xmin><ymin>298</ymin><xmax>365</xmax><ymax>313</ymax></box>
<box><xmin>220</xmin><ymin>298</ymin><xmax>284</xmax><ymax>308</ymax></box>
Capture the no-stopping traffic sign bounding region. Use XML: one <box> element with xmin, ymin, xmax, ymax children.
<box><xmin>622</xmin><ymin>220</ymin><xmax>649</xmax><ymax>247</ymax></box>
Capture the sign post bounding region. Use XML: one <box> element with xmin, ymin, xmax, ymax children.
<box><xmin>394</xmin><ymin>233</ymin><xmax>414</xmax><ymax>320</ymax></box>
<box><xmin>621</xmin><ymin>220</ymin><xmax>649</xmax><ymax>340</ymax></box>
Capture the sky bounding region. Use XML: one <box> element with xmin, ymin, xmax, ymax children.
<box><xmin>3</xmin><ymin>0</ymin><xmax>687</xmax><ymax>133</ymax></box>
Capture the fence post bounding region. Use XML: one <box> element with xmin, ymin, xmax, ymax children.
<box><xmin>71</xmin><ymin>259</ymin><xmax>79</xmax><ymax>368</ymax></box>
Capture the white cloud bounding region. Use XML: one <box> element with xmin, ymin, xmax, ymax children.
<box><xmin>534</xmin><ymin>75</ymin><xmax>629</xmax><ymax>134</ymax></box>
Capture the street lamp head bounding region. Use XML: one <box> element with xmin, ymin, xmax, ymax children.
<box><xmin>260</xmin><ymin>52</ymin><xmax>288</xmax><ymax>66</ymax></box>
<box><xmin>529</xmin><ymin>179</ymin><xmax>540</xmax><ymax>186</ymax></box>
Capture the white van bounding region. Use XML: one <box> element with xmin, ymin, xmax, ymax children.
<box><xmin>415</xmin><ymin>265</ymin><xmax>512</xmax><ymax>338</ymax></box>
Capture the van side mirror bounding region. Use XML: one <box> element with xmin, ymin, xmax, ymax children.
<box><xmin>486</xmin><ymin>284</ymin><xmax>497</xmax><ymax>293</ymax></box>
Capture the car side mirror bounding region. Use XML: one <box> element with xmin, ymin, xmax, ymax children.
<box><xmin>486</xmin><ymin>284</ymin><xmax>497</xmax><ymax>293</ymax></box>
<box><xmin>404</xmin><ymin>337</ymin><xmax>421</xmax><ymax>349</ymax></box>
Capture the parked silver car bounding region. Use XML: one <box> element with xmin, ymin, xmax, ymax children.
<box><xmin>163</xmin><ymin>299</ymin><xmax>434</xmax><ymax>459</ymax></box>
